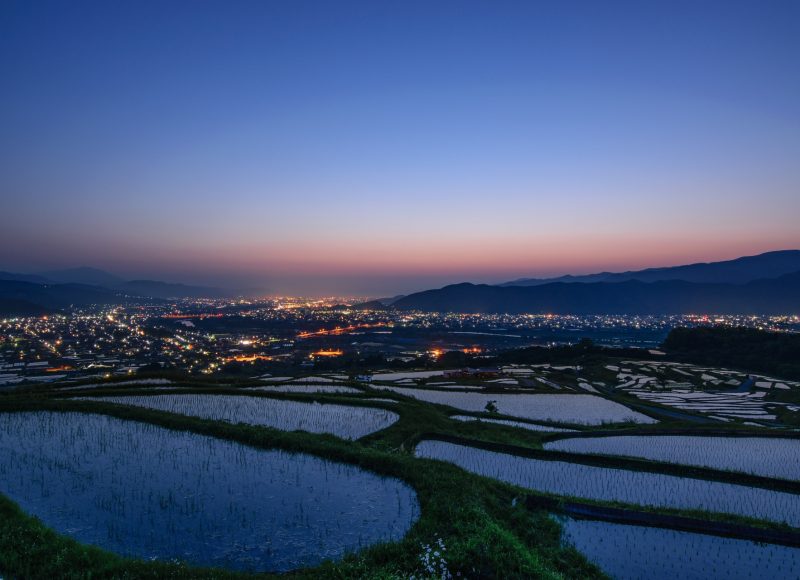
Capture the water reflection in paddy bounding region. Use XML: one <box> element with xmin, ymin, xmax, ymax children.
<box><xmin>561</xmin><ymin>517</ymin><xmax>800</xmax><ymax>579</ymax></box>
<box><xmin>75</xmin><ymin>393</ymin><xmax>398</xmax><ymax>439</ymax></box>
<box><xmin>0</xmin><ymin>412</ymin><xmax>419</xmax><ymax>572</ymax></box>
<box><xmin>415</xmin><ymin>439</ymin><xmax>800</xmax><ymax>526</ymax></box>
<box><xmin>545</xmin><ymin>435</ymin><xmax>800</xmax><ymax>480</ymax></box>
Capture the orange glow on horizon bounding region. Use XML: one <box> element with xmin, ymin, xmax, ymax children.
<box><xmin>135</xmin><ymin>233</ymin><xmax>800</xmax><ymax>277</ymax></box>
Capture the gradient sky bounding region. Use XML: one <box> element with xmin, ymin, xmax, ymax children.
<box><xmin>1</xmin><ymin>0</ymin><xmax>799</xmax><ymax>296</ymax></box>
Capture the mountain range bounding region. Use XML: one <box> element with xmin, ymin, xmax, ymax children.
<box><xmin>0</xmin><ymin>280</ymin><xmax>155</xmax><ymax>316</ymax></box>
<box><xmin>0</xmin><ymin>267</ymin><xmax>250</xmax><ymax>300</ymax></box>
<box><xmin>392</xmin><ymin>250</ymin><xmax>800</xmax><ymax>314</ymax></box>
<box><xmin>4</xmin><ymin>251</ymin><xmax>800</xmax><ymax>317</ymax></box>
<box><xmin>500</xmin><ymin>250</ymin><xmax>800</xmax><ymax>286</ymax></box>
<box><xmin>0</xmin><ymin>267</ymin><xmax>261</xmax><ymax>316</ymax></box>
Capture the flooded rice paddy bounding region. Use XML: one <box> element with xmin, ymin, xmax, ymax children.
<box><xmin>248</xmin><ymin>384</ymin><xmax>363</xmax><ymax>394</ymax></box>
<box><xmin>370</xmin><ymin>370</ymin><xmax>448</xmax><ymax>381</ymax></box>
<box><xmin>57</xmin><ymin>378</ymin><xmax>174</xmax><ymax>391</ymax></box>
<box><xmin>610</xmin><ymin>360</ymin><xmax>800</xmax><ymax>423</ymax></box>
<box><xmin>0</xmin><ymin>411</ymin><xmax>419</xmax><ymax>572</ymax></box>
<box><xmin>545</xmin><ymin>435</ymin><xmax>800</xmax><ymax>480</ymax></box>
<box><xmin>74</xmin><ymin>394</ymin><xmax>398</xmax><ymax>439</ymax></box>
<box><xmin>561</xmin><ymin>517</ymin><xmax>800</xmax><ymax>579</ymax></box>
<box><xmin>415</xmin><ymin>440</ymin><xmax>800</xmax><ymax>526</ymax></box>
<box><xmin>373</xmin><ymin>387</ymin><xmax>656</xmax><ymax>425</ymax></box>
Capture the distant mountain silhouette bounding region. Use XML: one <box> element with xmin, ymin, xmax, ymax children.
<box><xmin>501</xmin><ymin>250</ymin><xmax>800</xmax><ymax>286</ymax></box>
<box><xmin>0</xmin><ymin>271</ymin><xmax>52</xmax><ymax>284</ymax></box>
<box><xmin>119</xmin><ymin>280</ymin><xmax>234</xmax><ymax>299</ymax></box>
<box><xmin>0</xmin><ymin>280</ymin><xmax>157</xmax><ymax>314</ymax></box>
<box><xmin>39</xmin><ymin>267</ymin><xmax>125</xmax><ymax>287</ymax></box>
<box><xmin>393</xmin><ymin>272</ymin><xmax>800</xmax><ymax>314</ymax></box>
<box><xmin>374</xmin><ymin>294</ymin><xmax>407</xmax><ymax>306</ymax></box>
<box><xmin>0</xmin><ymin>267</ymin><xmax>250</xmax><ymax>300</ymax></box>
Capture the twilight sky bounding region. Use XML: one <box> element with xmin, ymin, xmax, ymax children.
<box><xmin>1</xmin><ymin>0</ymin><xmax>799</xmax><ymax>296</ymax></box>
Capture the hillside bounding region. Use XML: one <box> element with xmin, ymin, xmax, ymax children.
<box><xmin>501</xmin><ymin>250</ymin><xmax>800</xmax><ymax>286</ymax></box>
<box><xmin>39</xmin><ymin>267</ymin><xmax>125</xmax><ymax>287</ymax></box>
<box><xmin>0</xmin><ymin>269</ymin><xmax>243</xmax><ymax>300</ymax></box>
<box><xmin>0</xmin><ymin>280</ymin><xmax>158</xmax><ymax>315</ymax></box>
<box><xmin>393</xmin><ymin>272</ymin><xmax>800</xmax><ymax>314</ymax></box>
<box><xmin>119</xmin><ymin>280</ymin><xmax>233</xmax><ymax>299</ymax></box>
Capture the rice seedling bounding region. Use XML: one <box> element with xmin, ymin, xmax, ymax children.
<box><xmin>73</xmin><ymin>394</ymin><xmax>398</xmax><ymax>440</ymax></box>
<box><xmin>415</xmin><ymin>440</ymin><xmax>800</xmax><ymax>526</ymax></box>
<box><xmin>247</xmin><ymin>384</ymin><xmax>363</xmax><ymax>395</ymax></box>
<box><xmin>544</xmin><ymin>436</ymin><xmax>800</xmax><ymax>481</ymax></box>
<box><xmin>621</xmin><ymin>388</ymin><xmax>782</xmax><ymax>422</ymax></box>
<box><xmin>371</xmin><ymin>371</ymin><xmax>449</xmax><ymax>381</ymax></box>
<box><xmin>560</xmin><ymin>517</ymin><xmax>800</xmax><ymax>580</ymax></box>
<box><xmin>372</xmin><ymin>387</ymin><xmax>657</xmax><ymax>425</ymax></box>
<box><xmin>57</xmin><ymin>379</ymin><xmax>174</xmax><ymax>391</ymax></box>
<box><xmin>288</xmin><ymin>376</ymin><xmax>345</xmax><ymax>384</ymax></box>
<box><xmin>0</xmin><ymin>411</ymin><xmax>419</xmax><ymax>572</ymax></box>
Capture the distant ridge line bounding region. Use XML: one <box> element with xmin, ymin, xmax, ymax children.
<box><xmin>500</xmin><ymin>249</ymin><xmax>800</xmax><ymax>287</ymax></box>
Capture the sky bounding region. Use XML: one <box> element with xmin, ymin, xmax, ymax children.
<box><xmin>1</xmin><ymin>0</ymin><xmax>799</xmax><ymax>296</ymax></box>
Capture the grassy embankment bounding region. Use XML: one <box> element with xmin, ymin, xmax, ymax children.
<box><xmin>2</xmin><ymin>374</ymin><xmax>799</xmax><ymax>578</ymax></box>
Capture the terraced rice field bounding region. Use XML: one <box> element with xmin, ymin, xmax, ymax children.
<box><xmin>450</xmin><ymin>415</ymin><xmax>576</xmax><ymax>433</ymax></box>
<box><xmin>487</xmin><ymin>378</ymin><xmax>519</xmax><ymax>385</ymax></box>
<box><xmin>288</xmin><ymin>376</ymin><xmax>345</xmax><ymax>384</ymax></box>
<box><xmin>544</xmin><ymin>435</ymin><xmax>800</xmax><ymax>480</ymax></box>
<box><xmin>610</xmin><ymin>361</ymin><xmax>800</xmax><ymax>422</ymax></box>
<box><xmin>622</xmin><ymin>389</ymin><xmax>780</xmax><ymax>421</ymax></box>
<box><xmin>561</xmin><ymin>517</ymin><xmax>800</xmax><ymax>579</ymax></box>
<box><xmin>424</xmin><ymin>384</ymin><xmax>485</xmax><ymax>390</ymax></box>
<box><xmin>370</xmin><ymin>370</ymin><xmax>449</xmax><ymax>381</ymax></box>
<box><xmin>7</xmin><ymin>360</ymin><xmax>799</xmax><ymax>578</ymax></box>
<box><xmin>372</xmin><ymin>387</ymin><xmax>656</xmax><ymax>425</ymax></box>
<box><xmin>249</xmin><ymin>384</ymin><xmax>362</xmax><ymax>394</ymax></box>
<box><xmin>415</xmin><ymin>440</ymin><xmax>800</xmax><ymax>526</ymax></box>
<box><xmin>74</xmin><ymin>394</ymin><xmax>398</xmax><ymax>439</ymax></box>
<box><xmin>0</xmin><ymin>411</ymin><xmax>419</xmax><ymax>572</ymax></box>
<box><xmin>57</xmin><ymin>378</ymin><xmax>174</xmax><ymax>391</ymax></box>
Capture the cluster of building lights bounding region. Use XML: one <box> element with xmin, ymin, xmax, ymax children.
<box><xmin>2</xmin><ymin>299</ymin><xmax>797</xmax><ymax>387</ymax></box>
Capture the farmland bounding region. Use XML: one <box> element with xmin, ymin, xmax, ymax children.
<box><xmin>560</xmin><ymin>517</ymin><xmax>800</xmax><ymax>579</ymax></box>
<box><xmin>73</xmin><ymin>393</ymin><xmax>399</xmax><ymax>440</ymax></box>
<box><xmin>0</xmin><ymin>411</ymin><xmax>418</xmax><ymax>572</ymax></box>
<box><xmin>544</xmin><ymin>435</ymin><xmax>800</xmax><ymax>480</ymax></box>
<box><xmin>371</xmin><ymin>386</ymin><xmax>657</xmax><ymax>425</ymax></box>
<box><xmin>2</xmin><ymin>353</ymin><xmax>800</xmax><ymax>578</ymax></box>
<box><xmin>415</xmin><ymin>439</ymin><xmax>800</xmax><ymax>526</ymax></box>
<box><xmin>451</xmin><ymin>415</ymin><xmax>577</xmax><ymax>433</ymax></box>
<box><xmin>248</xmin><ymin>384</ymin><xmax>363</xmax><ymax>394</ymax></box>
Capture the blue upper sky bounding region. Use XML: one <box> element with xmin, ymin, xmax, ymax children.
<box><xmin>1</xmin><ymin>0</ymin><xmax>799</xmax><ymax>295</ymax></box>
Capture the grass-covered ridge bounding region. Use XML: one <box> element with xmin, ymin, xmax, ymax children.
<box><xmin>2</xmin><ymin>367</ymin><xmax>800</xmax><ymax>578</ymax></box>
<box><xmin>0</xmin><ymin>391</ymin><xmax>602</xmax><ymax>579</ymax></box>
